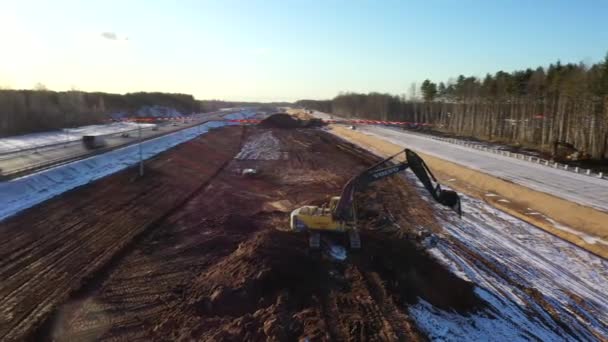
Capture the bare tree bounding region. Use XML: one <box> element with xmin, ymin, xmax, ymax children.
<box><xmin>408</xmin><ymin>82</ymin><xmax>418</xmax><ymax>101</ymax></box>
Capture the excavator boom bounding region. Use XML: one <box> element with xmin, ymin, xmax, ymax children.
<box><xmin>333</xmin><ymin>149</ymin><xmax>461</xmax><ymax>222</ymax></box>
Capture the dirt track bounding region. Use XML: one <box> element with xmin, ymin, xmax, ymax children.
<box><xmin>0</xmin><ymin>125</ymin><xmax>482</xmax><ymax>341</ymax></box>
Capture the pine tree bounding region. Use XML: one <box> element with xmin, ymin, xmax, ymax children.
<box><xmin>421</xmin><ymin>79</ymin><xmax>438</xmax><ymax>102</ymax></box>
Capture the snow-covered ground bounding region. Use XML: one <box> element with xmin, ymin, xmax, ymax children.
<box><xmin>0</xmin><ymin>110</ymin><xmax>256</xmax><ymax>222</ymax></box>
<box><xmin>235</xmin><ymin>131</ymin><xmax>284</xmax><ymax>160</ymax></box>
<box><xmin>407</xmin><ymin>175</ymin><xmax>608</xmax><ymax>341</ymax></box>
<box><xmin>0</xmin><ymin>122</ymin><xmax>156</xmax><ymax>154</ymax></box>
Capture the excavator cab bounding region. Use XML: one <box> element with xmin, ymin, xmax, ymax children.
<box><xmin>328</xmin><ymin>196</ymin><xmax>340</xmax><ymax>212</ymax></box>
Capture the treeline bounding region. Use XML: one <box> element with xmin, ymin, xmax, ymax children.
<box><xmin>0</xmin><ymin>90</ymin><xmax>250</xmax><ymax>136</ymax></box>
<box><xmin>0</xmin><ymin>87</ymin><xmax>292</xmax><ymax>136</ymax></box>
<box><xmin>199</xmin><ymin>100</ymin><xmax>291</xmax><ymax>112</ymax></box>
<box><xmin>297</xmin><ymin>54</ymin><xmax>608</xmax><ymax>159</ymax></box>
<box><xmin>0</xmin><ymin>90</ymin><xmax>105</xmax><ymax>136</ymax></box>
<box><xmin>101</xmin><ymin>92</ymin><xmax>199</xmax><ymax>114</ymax></box>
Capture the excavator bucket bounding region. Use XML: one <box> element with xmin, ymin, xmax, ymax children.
<box><xmin>405</xmin><ymin>149</ymin><xmax>462</xmax><ymax>216</ymax></box>
<box><xmin>438</xmin><ymin>190</ymin><xmax>462</xmax><ymax>216</ymax></box>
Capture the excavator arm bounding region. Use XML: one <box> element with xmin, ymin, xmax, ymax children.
<box><xmin>333</xmin><ymin>149</ymin><xmax>461</xmax><ymax>222</ymax></box>
<box><xmin>405</xmin><ymin>149</ymin><xmax>462</xmax><ymax>216</ymax></box>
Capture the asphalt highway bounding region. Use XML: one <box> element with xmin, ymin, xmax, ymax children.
<box><xmin>0</xmin><ymin>113</ymin><xmax>225</xmax><ymax>179</ymax></box>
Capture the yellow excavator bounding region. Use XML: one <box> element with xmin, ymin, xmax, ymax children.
<box><xmin>290</xmin><ymin>149</ymin><xmax>462</xmax><ymax>249</ymax></box>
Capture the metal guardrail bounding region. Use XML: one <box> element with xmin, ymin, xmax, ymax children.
<box><xmin>420</xmin><ymin>134</ymin><xmax>606</xmax><ymax>180</ymax></box>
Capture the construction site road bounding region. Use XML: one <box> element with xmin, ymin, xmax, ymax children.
<box><xmin>0</xmin><ymin>123</ymin><xmax>606</xmax><ymax>341</ymax></box>
<box><xmin>310</xmin><ymin>111</ymin><xmax>608</xmax><ymax>213</ymax></box>
<box><xmin>0</xmin><ymin>111</ymin><xmax>235</xmax><ymax>179</ymax></box>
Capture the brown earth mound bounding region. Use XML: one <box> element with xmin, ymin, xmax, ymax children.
<box><xmin>259</xmin><ymin>113</ymin><xmax>325</xmax><ymax>129</ymax></box>
<box><xmin>259</xmin><ymin>113</ymin><xmax>303</xmax><ymax>129</ymax></box>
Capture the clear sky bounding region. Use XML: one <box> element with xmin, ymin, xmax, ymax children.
<box><xmin>1</xmin><ymin>0</ymin><xmax>606</xmax><ymax>101</ymax></box>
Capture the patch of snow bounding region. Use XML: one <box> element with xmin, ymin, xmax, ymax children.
<box><xmin>310</xmin><ymin>110</ymin><xmax>333</xmax><ymax>120</ymax></box>
<box><xmin>543</xmin><ymin>216</ymin><xmax>608</xmax><ymax>246</ymax></box>
<box><xmin>498</xmin><ymin>199</ymin><xmax>510</xmax><ymax>203</ymax></box>
<box><xmin>235</xmin><ymin>131</ymin><xmax>283</xmax><ymax>160</ymax></box>
<box><xmin>328</xmin><ymin>244</ymin><xmax>347</xmax><ymax>261</ymax></box>
<box><xmin>410</xmin><ymin>298</ymin><xmax>563</xmax><ymax>342</ymax></box>
<box><xmin>241</xmin><ymin>168</ymin><xmax>257</xmax><ymax>176</ymax></box>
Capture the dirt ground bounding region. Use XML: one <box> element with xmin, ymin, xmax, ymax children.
<box><xmin>329</xmin><ymin>126</ymin><xmax>608</xmax><ymax>259</ymax></box>
<box><xmin>0</xmin><ymin>127</ymin><xmax>246</xmax><ymax>341</ymax></box>
<box><xmin>0</xmin><ymin>125</ymin><xmax>482</xmax><ymax>341</ymax></box>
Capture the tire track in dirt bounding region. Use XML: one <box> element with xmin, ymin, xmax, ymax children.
<box><xmin>32</xmin><ymin>139</ymin><xmax>247</xmax><ymax>341</ymax></box>
<box><xmin>319</xmin><ymin>263</ymin><xmax>406</xmax><ymax>341</ymax></box>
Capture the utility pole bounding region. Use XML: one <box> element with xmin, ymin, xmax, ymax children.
<box><xmin>64</xmin><ymin>112</ymin><xmax>71</xmax><ymax>148</ymax></box>
<box><xmin>138</xmin><ymin>122</ymin><xmax>144</xmax><ymax>177</ymax></box>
